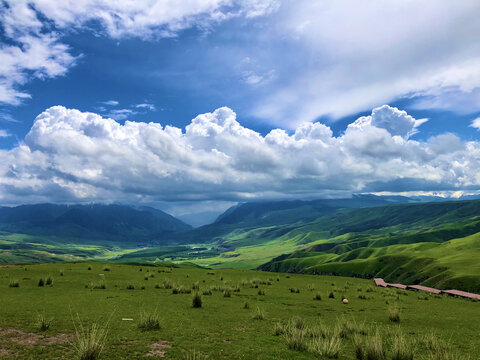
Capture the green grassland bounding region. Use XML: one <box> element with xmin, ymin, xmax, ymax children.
<box><xmin>0</xmin><ymin>263</ymin><xmax>478</xmax><ymax>359</ymax></box>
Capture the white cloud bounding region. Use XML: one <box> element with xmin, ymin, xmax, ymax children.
<box><xmin>0</xmin><ymin>0</ymin><xmax>277</xmax><ymax>105</ymax></box>
<box><xmin>348</xmin><ymin>105</ymin><xmax>427</xmax><ymax>139</ymax></box>
<box><xmin>0</xmin><ymin>33</ymin><xmax>77</xmax><ymax>105</ymax></box>
<box><xmin>470</xmin><ymin>117</ymin><xmax>480</xmax><ymax>130</ymax></box>
<box><xmin>0</xmin><ymin>130</ymin><xmax>10</xmax><ymax>138</ymax></box>
<box><xmin>135</xmin><ymin>103</ymin><xmax>156</xmax><ymax>111</ymax></box>
<box><xmin>101</xmin><ymin>100</ymin><xmax>119</xmax><ymax>106</ymax></box>
<box><xmin>0</xmin><ymin>104</ymin><xmax>479</xmax><ymax>205</ymax></box>
<box><xmin>0</xmin><ymin>113</ymin><xmax>19</xmax><ymax>123</ymax></box>
<box><xmin>106</xmin><ymin>109</ymin><xmax>135</xmax><ymax>121</ymax></box>
<box><xmin>250</xmin><ymin>0</ymin><xmax>480</xmax><ymax>126</ymax></box>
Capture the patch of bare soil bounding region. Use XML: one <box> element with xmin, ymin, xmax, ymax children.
<box><xmin>146</xmin><ymin>340</ymin><xmax>171</xmax><ymax>357</ymax></box>
<box><xmin>0</xmin><ymin>348</ymin><xmax>12</xmax><ymax>357</ymax></box>
<box><xmin>0</xmin><ymin>328</ymin><xmax>72</xmax><ymax>347</ymax></box>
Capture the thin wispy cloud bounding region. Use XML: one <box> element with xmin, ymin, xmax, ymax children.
<box><xmin>0</xmin><ymin>113</ymin><xmax>20</xmax><ymax>123</ymax></box>
<box><xmin>135</xmin><ymin>103</ymin><xmax>156</xmax><ymax>111</ymax></box>
<box><xmin>100</xmin><ymin>100</ymin><xmax>119</xmax><ymax>106</ymax></box>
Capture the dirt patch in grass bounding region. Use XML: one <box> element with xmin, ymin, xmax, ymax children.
<box><xmin>42</xmin><ymin>333</ymin><xmax>73</xmax><ymax>345</ymax></box>
<box><xmin>0</xmin><ymin>348</ymin><xmax>12</xmax><ymax>357</ymax></box>
<box><xmin>146</xmin><ymin>340</ymin><xmax>171</xmax><ymax>357</ymax></box>
<box><xmin>0</xmin><ymin>328</ymin><xmax>72</xmax><ymax>347</ymax></box>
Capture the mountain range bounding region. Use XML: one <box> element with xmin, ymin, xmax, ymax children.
<box><xmin>0</xmin><ymin>204</ymin><xmax>191</xmax><ymax>244</ymax></box>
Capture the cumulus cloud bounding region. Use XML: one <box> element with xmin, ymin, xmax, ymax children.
<box><xmin>0</xmin><ymin>104</ymin><xmax>479</xmax><ymax>205</ymax></box>
<box><xmin>0</xmin><ymin>0</ymin><xmax>277</xmax><ymax>105</ymax></box>
<box><xmin>348</xmin><ymin>105</ymin><xmax>428</xmax><ymax>139</ymax></box>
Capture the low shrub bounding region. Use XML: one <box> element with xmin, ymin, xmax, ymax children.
<box><xmin>9</xmin><ymin>279</ymin><xmax>19</xmax><ymax>288</ymax></box>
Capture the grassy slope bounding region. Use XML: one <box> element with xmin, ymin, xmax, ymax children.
<box><xmin>260</xmin><ymin>232</ymin><xmax>480</xmax><ymax>292</ymax></box>
<box><xmin>0</xmin><ymin>263</ymin><xmax>479</xmax><ymax>359</ymax></box>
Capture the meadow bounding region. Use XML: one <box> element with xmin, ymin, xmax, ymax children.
<box><xmin>0</xmin><ymin>263</ymin><xmax>479</xmax><ymax>359</ymax></box>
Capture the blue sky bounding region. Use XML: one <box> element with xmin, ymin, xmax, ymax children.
<box><xmin>1</xmin><ymin>0</ymin><xmax>480</xmax><ymax>222</ymax></box>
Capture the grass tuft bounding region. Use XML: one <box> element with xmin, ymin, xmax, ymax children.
<box><xmin>192</xmin><ymin>292</ymin><xmax>202</xmax><ymax>308</ymax></box>
<box><xmin>73</xmin><ymin>322</ymin><xmax>108</xmax><ymax>360</ymax></box>
<box><xmin>252</xmin><ymin>307</ymin><xmax>265</xmax><ymax>320</ymax></box>
<box><xmin>364</xmin><ymin>331</ymin><xmax>385</xmax><ymax>360</ymax></box>
<box><xmin>285</xmin><ymin>327</ymin><xmax>307</xmax><ymax>351</ymax></box>
<box><xmin>392</xmin><ymin>330</ymin><xmax>414</xmax><ymax>360</ymax></box>
<box><xmin>137</xmin><ymin>312</ymin><xmax>161</xmax><ymax>331</ymax></box>
<box><xmin>9</xmin><ymin>279</ymin><xmax>19</xmax><ymax>288</ymax></box>
<box><xmin>38</xmin><ymin>313</ymin><xmax>52</xmax><ymax>331</ymax></box>
<box><xmin>90</xmin><ymin>281</ymin><xmax>106</xmax><ymax>290</ymax></box>
<box><xmin>389</xmin><ymin>306</ymin><xmax>401</xmax><ymax>323</ymax></box>
<box><xmin>309</xmin><ymin>332</ymin><xmax>341</xmax><ymax>358</ymax></box>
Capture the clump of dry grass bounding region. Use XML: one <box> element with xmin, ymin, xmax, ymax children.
<box><xmin>286</xmin><ymin>327</ymin><xmax>307</xmax><ymax>351</ymax></box>
<box><xmin>72</xmin><ymin>317</ymin><xmax>108</xmax><ymax>360</ymax></box>
<box><xmin>138</xmin><ymin>311</ymin><xmax>161</xmax><ymax>331</ymax></box>
<box><xmin>310</xmin><ymin>333</ymin><xmax>341</xmax><ymax>358</ymax></box>
<box><xmin>392</xmin><ymin>330</ymin><xmax>415</xmax><ymax>360</ymax></box>
<box><xmin>389</xmin><ymin>306</ymin><xmax>401</xmax><ymax>323</ymax></box>
<box><xmin>364</xmin><ymin>331</ymin><xmax>385</xmax><ymax>360</ymax></box>
<box><xmin>252</xmin><ymin>307</ymin><xmax>265</xmax><ymax>320</ymax></box>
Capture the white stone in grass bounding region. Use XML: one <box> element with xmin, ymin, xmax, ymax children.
<box><xmin>342</xmin><ymin>298</ymin><xmax>349</xmax><ymax>304</ymax></box>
